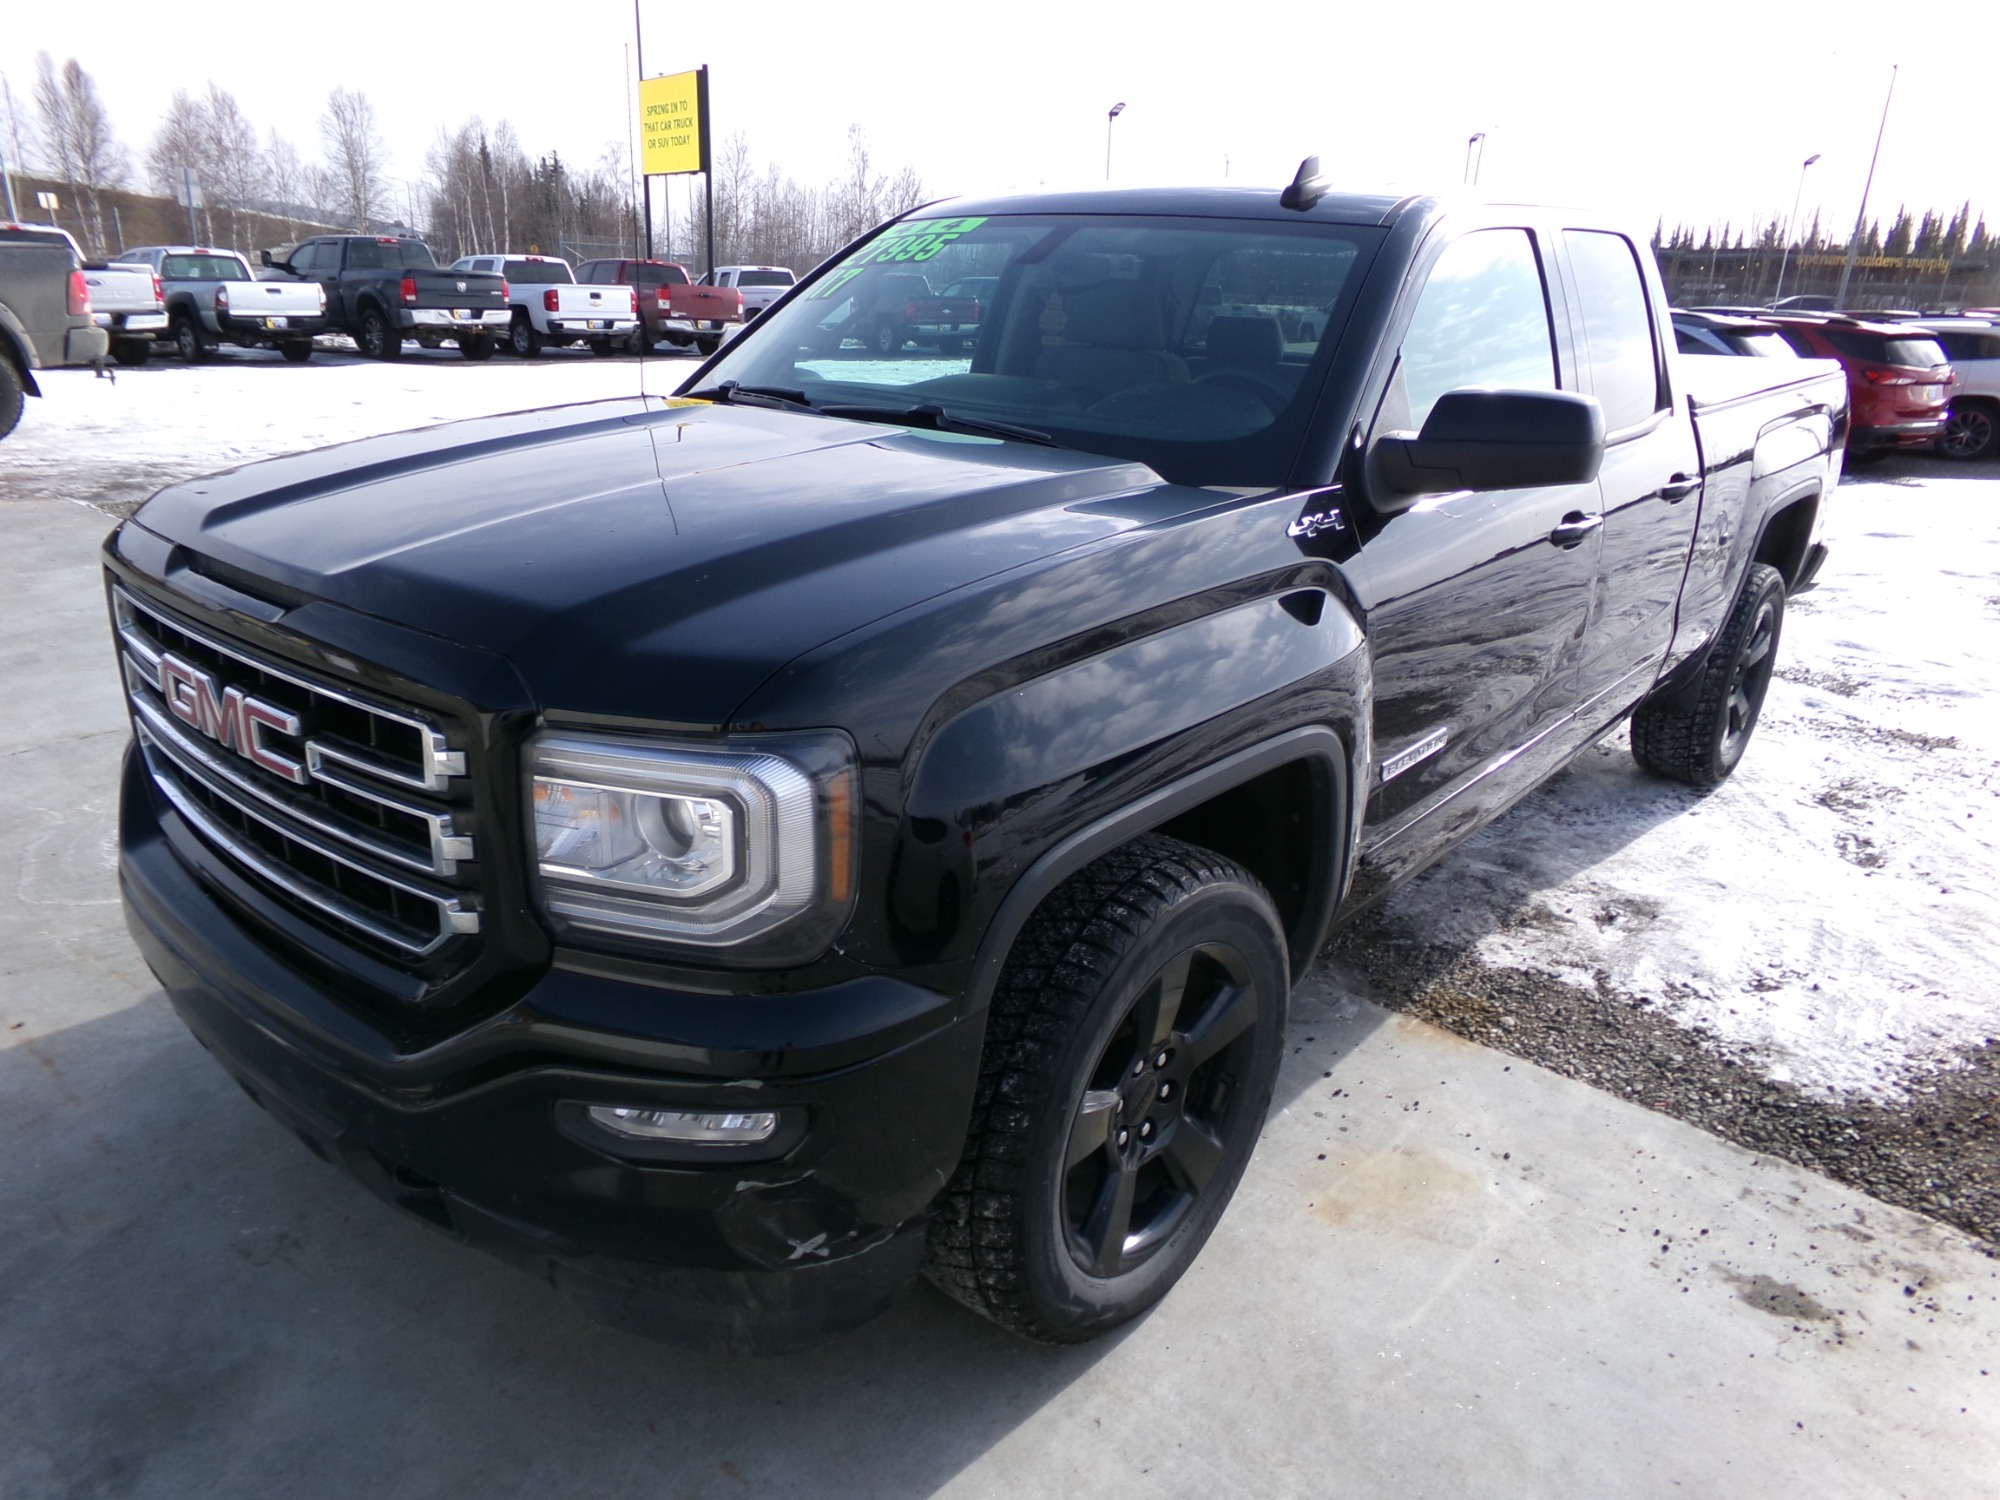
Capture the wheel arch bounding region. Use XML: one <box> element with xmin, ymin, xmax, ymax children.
<box><xmin>1750</xmin><ymin>483</ymin><xmax>1821</xmax><ymax>592</ymax></box>
<box><xmin>961</xmin><ymin>727</ymin><xmax>1353</xmax><ymax>1021</ymax></box>
<box><xmin>0</xmin><ymin>313</ymin><xmax>42</xmax><ymax>397</ymax></box>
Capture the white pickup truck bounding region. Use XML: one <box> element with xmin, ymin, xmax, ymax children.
<box><xmin>83</xmin><ymin>261</ymin><xmax>168</xmax><ymax>366</ymax></box>
<box><xmin>449</xmin><ymin>253</ymin><xmax>638</xmax><ymax>358</ymax></box>
<box><xmin>702</xmin><ymin>265</ymin><xmax>796</xmax><ymax>322</ymax></box>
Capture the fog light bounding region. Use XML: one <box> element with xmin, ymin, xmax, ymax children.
<box><xmin>586</xmin><ymin>1105</ymin><xmax>778</xmax><ymax>1143</ymax></box>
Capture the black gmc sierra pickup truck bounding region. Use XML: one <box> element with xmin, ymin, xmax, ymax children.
<box><xmin>107</xmin><ymin>171</ymin><xmax>1847</xmax><ymax>1351</ymax></box>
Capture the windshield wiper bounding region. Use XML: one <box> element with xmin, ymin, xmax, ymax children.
<box><xmin>816</xmin><ymin>403</ymin><xmax>1058</xmax><ymax>447</ymax></box>
<box><xmin>684</xmin><ymin>381</ymin><xmax>815</xmax><ymax>412</ymax></box>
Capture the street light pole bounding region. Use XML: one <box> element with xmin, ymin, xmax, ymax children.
<box><xmin>1771</xmin><ymin>152</ymin><xmax>1820</xmax><ymax>306</ymax></box>
<box><xmin>1464</xmin><ymin>132</ymin><xmax>1485</xmax><ymax>186</ymax></box>
<box><xmin>1106</xmin><ymin>102</ymin><xmax>1126</xmax><ymax>182</ymax></box>
<box><xmin>1838</xmin><ymin>64</ymin><xmax>1897</xmax><ymax>309</ymax></box>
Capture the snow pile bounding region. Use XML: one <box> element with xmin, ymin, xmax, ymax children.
<box><xmin>1372</xmin><ymin>474</ymin><xmax>2000</xmax><ymax>1100</ymax></box>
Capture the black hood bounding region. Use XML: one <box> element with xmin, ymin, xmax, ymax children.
<box><xmin>127</xmin><ymin>397</ymin><xmax>1183</xmax><ymax>724</ymax></box>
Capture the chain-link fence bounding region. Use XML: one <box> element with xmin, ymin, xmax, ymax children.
<box><xmin>1656</xmin><ymin>244</ymin><xmax>1999</xmax><ymax>311</ymax></box>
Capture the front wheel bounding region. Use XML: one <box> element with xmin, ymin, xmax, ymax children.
<box><xmin>278</xmin><ymin>341</ymin><xmax>313</xmax><ymax>364</ymax></box>
<box><xmin>926</xmin><ymin>835</ymin><xmax>1289</xmax><ymax>1343</ymax></box>
<box><xmin>1630</xmin><ymin>562</ymin><xmax>1786</xmax><ymax>786</ymax></box>
<box><xmin>357</xmin><ymin>307</ymin><xmax>402</xmax><ymax>361</ymax></box>
<box><xmin>112</xmin><ymin>339</ymin><xmax>152</xmax><ymax>367</ymax></box>
<box><xmin>1937</xmin><ymin>401</ymin><xmax>1999</xmax><ymax>462</ymax></box>
<box><xmin>510</xmin><ymin>317</ymin><xmax>544</xmax><ymax>358</ymax></box>
<box><xmin>172</xmin><ymin>316</ymin><xmax>210</xmax><ymax>364</ymax></box>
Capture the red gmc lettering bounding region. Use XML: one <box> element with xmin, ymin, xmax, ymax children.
<box><xmin>157</xmin><ymin>653</ymin><xmax>308</xmax><ymax>784</ymax></box>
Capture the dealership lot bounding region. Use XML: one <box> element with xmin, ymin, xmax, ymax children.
<box><xmin>3</xmin><ymin>358</ymin><xmax>1998</xmax><ymax>1497</ymax></box>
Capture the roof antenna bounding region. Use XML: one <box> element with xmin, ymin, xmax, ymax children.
<box><xmin>1280</xmin><ymin>156</ymin><xmax>1329</xmax><ymax>212</ymax></box>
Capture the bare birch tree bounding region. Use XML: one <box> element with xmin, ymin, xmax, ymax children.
<box><xmin>321</xmin><ymin>87</ymin><xmax>385</xmax><ymax>231</ymax></box>
<box><xmin>33</xmin><ymin>53</ymin><xmax>125</xmax><ymax>255</ymax></box>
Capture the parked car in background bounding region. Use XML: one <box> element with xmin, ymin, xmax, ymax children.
<box><xmin>0</xmin><ymin>222</ymin><xmax>109</xmax><ymax>440</ymax></box>
<box><xmin>119</xmin><ymin>246</ymin><xmax>328</xmax><ymax>364</ymax></box>
<box><xmin>82</xmin><ymin>260</ymin><xmax>168</xmax><ymax>366</ymax></box>
<box><xmin>575</xmin><ymin>258</ymin><xmax>742</xmax><ymax>355</ymax></box>
<box><xmin>1670</xmin><ymin>309</ymin><xmax>1801</xmax><ymax>358</ymax></box>
<box><xmin>1765</xmin><ymin>315</ymin><xmax>1954</xmax><ymax>460</ymax></box>
<box><xmin>449</xmin><ymin>253</ymin><xmax>637</xmax><ymax>359</ymax></box>
<box><xmin>702</xmin><ymin>265</ymin><xmax>796</xmax><ymax>320</ymax></box>
<box><xmin>905</xmin><ymin>276</ymin><xmax>992</xmax><ymax>354</ymax></box>
<box><xmin>264</xmin><ymin>236</ymin><xmax>509</xmax><ymax>361</ymax></box>
<box><xmin>1908</xmin><ymin>318</ymin><xmax>2000</xmax><ymax>461</ymax></box>
<box><xmin>808</xmin><ymin>269</ymin><xmax>938</xmax><ymax>354</ymax></box>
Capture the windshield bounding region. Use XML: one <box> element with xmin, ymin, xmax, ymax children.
<box><xmin>696</xmin><ymin>212</ymin><xmax>1380</xmax><ymax>485</ymax></box>
<box><xmin>505</xmin><ymin>258</ymin><xmax>573</xmax><ymax>283</ymax></box>
<box><xmin>162</xmin><ymin>253</ymin><xmax>249</xmax><ymax>282</ymax></box>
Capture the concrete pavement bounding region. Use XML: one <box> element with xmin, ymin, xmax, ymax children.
<box><xmin>2</xmin><ymin>486</ymin><xmax>1995</xmax><ymax>1499</ymax></box>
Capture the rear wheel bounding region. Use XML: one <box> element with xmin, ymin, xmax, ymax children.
<box><xmin>278</xmin><ymin>341</ymin><xmax>313</xmax><ymax>364</ymax></box>
<box><xmin>1937</xmin><ymin>401</ymin><xmax>1998</xmax><ymax>462</ymax></box>
<box><xmin>0</xmin><ymin>356</ymin><xmax>23</xmax><ymax>440</ymax></box>
<box><xmin>112</xmin><ymin>339</ymin><xmax>151</xmax><ymax>367</ymax></box>
<box><xmin>1630</xmin><ymin>562</ymin><xmax>1786</xmax><ymax>786</ymax></box>
<box><xmin>357</xmin><ymin>307</ymin><xmax>401</xmax><ymax>361</ymax></box>
<box><xmin>926</xmin><ymin>835</ymin><xmax>1289</xmax><ymax>1343</ymax></box>
<box><xmin>172</xmin><ymin>315</ymin><xmax>210</xmax><ymax>364</ymax></box>
<box><xmin>458</xmin><ymin>334</ymin><xmax>495</xmax><ymax>361</ymax></box>
<box><xmin>510</xmin><ymin>317</ymin><xmax>544</xmax><ymax>358</ymax></box>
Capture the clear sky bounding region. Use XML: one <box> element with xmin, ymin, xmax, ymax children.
<box><xmin>3</xmin><ymin>0</ymin><xmax>1994</xmax><ymax>242</ymax></box>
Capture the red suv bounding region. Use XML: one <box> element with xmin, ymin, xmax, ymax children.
<box><xmin>1767</xmin><ymin>315</ymin><xmax>1954</xmax><ymax>460</ymax></box>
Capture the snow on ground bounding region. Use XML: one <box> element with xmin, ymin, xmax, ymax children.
<box><xmin>5</xmin><ymin>351</ymin><xmax>1996</xmax><ymax>1101</ymax></box>
<box><xmin>1370</xmin><ymin>474</ymin><xmax>2000</xmax><ymax>1101</ymax></box>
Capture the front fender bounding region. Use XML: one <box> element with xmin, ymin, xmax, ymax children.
<box><xmin>0</xmin><ymin>303</ymin><xmax>44</xmax><ymax>393</ymax></box>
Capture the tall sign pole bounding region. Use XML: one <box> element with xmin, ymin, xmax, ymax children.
<box><xmin>634</xmin><ymin>1</ymin><xmax>651</xmax><ymax>258</ymax></box>
<box><xmin>1837</xmin><ymin>64</ymin><xmax>1897</xmax><ymax>309</ymax></box>
<box><xmin>700</xmin><ymin>66</ymin><xmax>714</xmax><ymax>276</ymax></box>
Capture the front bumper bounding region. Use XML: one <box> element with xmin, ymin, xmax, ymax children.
<box><xmin>119</xmin><ymin>744</ymin><xmax>981</xmax><ymax>1351</ymax></box>
<box><xmin>407</xmin><ymin>308</ymin><xmax>511</xmax><ymax>330</ymax></box>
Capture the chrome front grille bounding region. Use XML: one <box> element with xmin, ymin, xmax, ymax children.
<box><xmin>115</xmin><ymin>586</ymin><xmax>480</xmax><ymax>958</ymax></box>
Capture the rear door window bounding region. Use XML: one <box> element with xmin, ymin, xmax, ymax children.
<box><xmin>1563</xmin><ymin>230</ymin><xmax>1666</xmax><ymax>432</ymax></box>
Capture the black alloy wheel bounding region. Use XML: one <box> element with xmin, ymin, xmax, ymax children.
<box><xmin>358</xmin><ymin>307</ymin><xmax>401</xmax><ymax>361</ymax></box>
<box><xmin>1937</xmin><ymin>402</ymin><xmax>1999</xmax><ymax>462</ymax></box>
<box><xmin>927</xmin><ymin>835</ymin><xmax>1288</xmax><ymax>1343</ymax></box>
<box><xmin>1631</xmin><ymin>562</ymin><xmax>1786</xmax><ymax>786</ymax></box>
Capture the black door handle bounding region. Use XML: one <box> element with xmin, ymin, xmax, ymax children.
<box><xmin>1658</xmin><ymin>472</ymin><xmax>1699</xmax><ymax>502</ymax></box>
<box><xmin>1549</xmin><ymin>511</ymin><xmax>1603</xmax><ymax>549</ymax></box>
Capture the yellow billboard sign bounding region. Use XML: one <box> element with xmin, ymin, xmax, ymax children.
<box><xmin>639</xmin><ymin>69</ymin><xmax>706</xmax><ymax>177</ymax></box>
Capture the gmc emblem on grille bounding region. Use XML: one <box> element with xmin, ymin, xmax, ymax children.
<box><xmin>157</xmin><ymin>653</ymin><xmax>309</xmax><ymax>784</ymax></box>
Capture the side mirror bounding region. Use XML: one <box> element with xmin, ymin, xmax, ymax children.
<box><xmin>260</xmin><ymin>249</ymin><xmax>276</xmax><ymax>268</ymax></box>
<box><xmin>1372</xmin><ymin>389</ymin><xmax>1605</xmax><ymax>507</ymax></box>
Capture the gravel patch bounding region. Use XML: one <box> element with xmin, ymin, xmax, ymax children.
<box><xmin>1322</xmin><ymin>910</ymin><xmax>2000</xmax><ymax>1254</ymax></box>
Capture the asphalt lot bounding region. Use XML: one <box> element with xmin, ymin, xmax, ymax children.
<box><xmin>3</xmin><ymin>357</ymin><xmax>1997</xmax><ymax>1497</ymax></box>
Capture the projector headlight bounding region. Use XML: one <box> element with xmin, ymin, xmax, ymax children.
<box><xmin>528</xmin><ymin>728</ymin><xmax>857</xmax><ymax>964</ymax></box>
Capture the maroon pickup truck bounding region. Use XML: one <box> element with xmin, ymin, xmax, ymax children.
<box><xmin>577</xmin><ymin>258</ymin><xmax>743</xmax><ymax>355</ymax></box>
<box><xmin>906</xmin><ymin>276</ymin><xmax>993</xmax><ymax>355</ymax></box>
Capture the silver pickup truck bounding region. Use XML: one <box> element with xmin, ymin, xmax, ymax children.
<box><xmin>118</xmin><ymin>245</ymin><xmax>329</xmax><ymax>363</ymax></box>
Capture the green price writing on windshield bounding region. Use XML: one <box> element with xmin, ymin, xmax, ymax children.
<box><xmin>808</xmin><ymin>216</ymin><xmax>989</xmax><ymax>298</ymax></box>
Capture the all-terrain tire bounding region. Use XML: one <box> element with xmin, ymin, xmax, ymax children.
<box><xmin>1630</xmin><ymin>562</ymin><xmax>1786</xmax><ymax>787</ymax></box>
<box><xmin>924</xmin><ymin>834</ymin><xmax>1289</xmax><ymax>1343</ymax></box>
<box><xmin>0</xmin><ymin>355</ymin><xmax>24</xmax><ymax>441</ymax></box>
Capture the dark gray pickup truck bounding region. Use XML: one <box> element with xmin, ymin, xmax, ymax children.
<box><xmin>262</xmin><ymin>234</ymin><xmax>508</xmax><ymax>360</ymax></box>
<box><xmin>1</xmin><ymin>223</ymin><xmax>111</xmax><ymax>439</ymax></box>
<box><xmin>106</xmin><ymin>172</ymin><xmax>1846</xmax><ymax>1351</ymax></box>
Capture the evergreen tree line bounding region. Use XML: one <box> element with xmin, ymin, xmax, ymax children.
<box><xmin>4</xmin><ymin>51</ymin><xmax>926</xmax><ymax>273</ymax></box>
<box><xmin>1653</xmin><ymin>203</ymin><xmax>1991</xmax><ymax>261</ymax></box>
